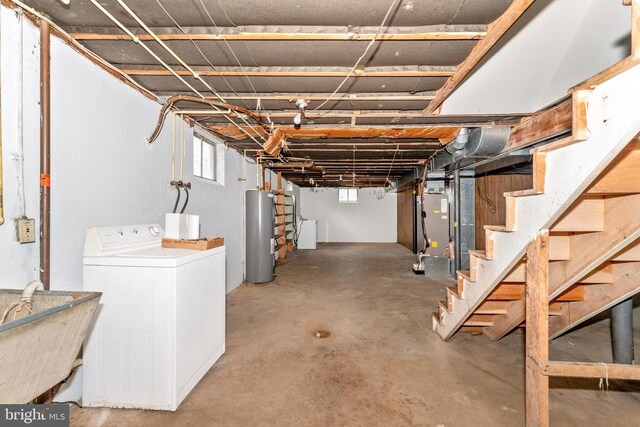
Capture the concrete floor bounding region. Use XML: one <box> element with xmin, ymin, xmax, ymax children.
<box><xmin>71</xmin><ymin>243</ymin><xmax>640</xmax><ymax>426</ymax></box>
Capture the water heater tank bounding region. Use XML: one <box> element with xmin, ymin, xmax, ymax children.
<box><xmin>246</xmin><ymin>190</ymin><xmax>275</xmax><ymax>283</ymax></box>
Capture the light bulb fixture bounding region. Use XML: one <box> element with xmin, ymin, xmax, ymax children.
<box><xmin>293</xmin><ymin>112</ymin><xmax>302</xmax><ymax>129</ymax></box>
<box><xmin>293</xmin><ymin>99</ymin><xmax>307</xmax><ymax>129</ymax></box>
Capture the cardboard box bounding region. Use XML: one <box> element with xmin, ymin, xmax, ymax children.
<box><xmin>161</xmin><ymin>237</ymin><xmax>224</xmax><ymax>250</ymax></box>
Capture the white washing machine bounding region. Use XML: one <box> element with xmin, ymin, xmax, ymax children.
<box><xmin>82</xmin><ymin>224</ymin><xmax>225</xmax><ymax>410</ymax></box>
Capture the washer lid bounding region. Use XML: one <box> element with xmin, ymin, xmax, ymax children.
<box><xmin>83</xmin><ymin>246</ymin><xmax>224</xmax><ymax>267</ymax></box>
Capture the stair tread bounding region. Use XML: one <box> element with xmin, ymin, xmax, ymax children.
<box><xmin>469</xmin><ymin>249</ymin><xmax>489</xmax><ymax>260</ymax></box>
<box><xmin>464</xmin><ymin>314</ymin><xmax>494</xmax><ymax>327</ymax></box>
<box><xmin>447</xmin><ymin>286</ymin><xmax>461</xmax><ymax>299</ymax></box>
<box><xmin>456</xmin><ymin>270</ymin><xmax>472</xmax><ymax>281</ymax></box>
<box><xmin>504</xmin><ymin>188</ymin><xmax>541</xmax><ymax>197</ymax></box>
<box><xmin>439</xmin><ymin>300</ymin><xmax>451</xmax><ymax>313</ymax></box>
<box><xmin>432</xmin><ymin>311</ymin><xmax>442</xmax><ymax>324</ymax></box>
<box><xmin>484</xmin><ymin>225</ymin><xmax>510</xmax><ymax>232</ymax></box>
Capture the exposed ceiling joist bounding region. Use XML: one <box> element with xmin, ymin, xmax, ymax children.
<box><xmin>122</xmin><ymin>66</ymin><xmax>456</xmax><ymax>78</ymax></box>
<box><xmin>182</xmin><ymin>109</ymin><xmax>432</xmax><ymax>119</ymax></box>
<box><xmin>424</xmin><ymin>0</ymin><xmax>537</xmax><ymax>114</ymax></box>
<box><xmin>14</xmin><ymin>0</ymin><xmax>524</xmax><ymax>188</ymax></box>
<box><xmin>196</xmin><ymin>92</ymin><xmax>436</xmax><ymax>101</ymax></box>
<box><xmin>278</xmin><ymin>142</ymin><xmax>440</xmax><ymax>146</ymax></box>
<box><xmin>207</xmin><ymin>125</ymin><xmax>459</xmax><ymax>142</ymax></box>
<box><xmin>68</xmin><ymin>25</ymin><xmax>487</xmax><ymax>41</ymax></box>
<box><xmin>314</xmin><ymin>159</ymin><xmax>424</xmax><ymax>163</ymax></box>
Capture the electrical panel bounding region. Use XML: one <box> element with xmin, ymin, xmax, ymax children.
<box><xmin>17</xmin><ymin>218</ymin><xmax>36</xmax><ymax>244</ymax></box>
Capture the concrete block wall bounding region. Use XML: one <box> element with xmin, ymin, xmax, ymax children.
<box><xmin>0</xmin><ymin>6</ymin><xmax>298</xmax><ymax>294</ymax></box>
<box><xmin>300</xmin><ymin>188</ymin><xmax>397</xmax><ymax>243</ymax></box>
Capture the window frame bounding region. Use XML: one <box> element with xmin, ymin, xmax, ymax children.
<box><xmin>193</xmin><ymin>132</ymin><xmax>218</xmax><ymax>183</ymax></box>
<box><xmin>338</xmin><ymin>188</ymin><xmax>358</xmax><ymax>203</ymax></box>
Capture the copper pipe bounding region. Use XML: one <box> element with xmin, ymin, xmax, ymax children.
<box><xmin>40</xmin><ymin>20</ymin><xmax>51</xmax><ymax>290</ymax></box>
<box><xmin>147</xmin><ymin>95</ymin><xmax>269</xmax><ymax>144</ymax></box>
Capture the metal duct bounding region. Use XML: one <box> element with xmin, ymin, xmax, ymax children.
<box><xmin>431</xmin><ymin>127</ymin><xmax>511</xmax><ymax>171</ymax></box>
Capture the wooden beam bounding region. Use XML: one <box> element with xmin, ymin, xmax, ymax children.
<box><xmin>283</xmin><ymin>142</ymin><xmax>441</xmax><ymax>147</ymax></box>
<box><xmin>504</xmin><ymin>98</ymin><xmax>572</xmax><ymax>153</ymax></box>
<box><xmin>541</xmin><ymin>361</ymin><xmax>640</xmax><ymax>380</ymax></box>
<box><xmin>122</xmin><ymin>66</ymin><xmax>455</xmax><ymax>78</ymax></box>
<box><xmin>263</xmin><ymin>128</ymin><xmax>286</xmax><ymax>157</ymax></box>
<box><xmin>285</xmin><ymin>148</ymin><xmax>436</xmax><ymax>153</ymax></box>
<box><xmin>423</xmin><ymin>0</ymin><xmax>536</xmax><ymax>114</ymax></box>
<box><xmin>183</xmin><ymin>109</ymin><xmax>433</xmax><ymax>119</ymax></box>
<box><xmin>204</xmin><ymin>92</ymin><xmax>437</xmax><ymax>101</ymax></box>
<box><xmin>68</xmin><ymin>26</ymin><xmax>487</xmax><ymax>42</ymax></box>
<box><xmin>486</xmin><ymin>283</ymin><xmax>584</xmax><ymax>301</ymax></box>
<box><xmin>525</xmin><ymin>230</ymin><xmax>550</xmax><ymax>427</ymax></box>
<box><xmin>208</xmin><ymin>125</ymin><xmax>459</xmax><ymax>142</ymax></box>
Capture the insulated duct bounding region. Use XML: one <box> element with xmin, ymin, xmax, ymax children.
<box><xmin>431</xmin><ymin>127</ymin><xmax>511</xmax><ymax>171</ymax></box>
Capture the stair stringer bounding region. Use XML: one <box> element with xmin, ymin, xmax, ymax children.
<box><xmin>433</xmin><ymin>63</ymin><xmax>640</xmax><ymax>340</ymax></box>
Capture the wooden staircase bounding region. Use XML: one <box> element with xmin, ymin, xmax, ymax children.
<box><xmin>432</xmin><ymin>62</ymin><xmax>640</xmax><ymax>341</ymax></box>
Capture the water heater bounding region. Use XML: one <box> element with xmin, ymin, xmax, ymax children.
<box><xmin>245</xmin><ymin>190</ymin><xmax>275</xmax><ymax>283</ymax></box>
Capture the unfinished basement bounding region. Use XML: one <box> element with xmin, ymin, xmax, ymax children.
<box><xmin>0</xmin><ymin>0</ymin><xmax>639</xmax><ymax>425</ymax></box>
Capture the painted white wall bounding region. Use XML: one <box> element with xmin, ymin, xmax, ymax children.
<box><xmin>0</xmin><ymin>7</ymin><xmax>41</xmax><ymax>288</ymax></box>
<box><xmin>442</xmin><ymin>0</ymin><xmax>631</xmax><ymax>114</ymax></box>
<box><xmin>0</xmin><ymin>6</ymin><xmax>298</xmax><ymax>294</ymax></box>
<box><xmin>300</xmin><ymin>188</ymin><xmax>396</xmax><ymax>243</ymax></box>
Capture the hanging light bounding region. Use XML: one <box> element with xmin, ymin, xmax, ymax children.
<box><xmin>293</xmin><ymin>112</ymin><xmax>302</xmax><ymax>129</ymax></box>
<box><xmin>293</xmin><ymin>99</ymin><xmax>307</xmax><ymax>129</ymax></box>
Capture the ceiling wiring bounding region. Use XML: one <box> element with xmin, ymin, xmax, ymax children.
<box><xmin>154</xmin><ymin>0</ymin><xmax>259</xmax><ymax>114</ymax></box>
<box><xmin>197</xmin><ymin>0</ymin><xmax>262</xmax><ymax>108</ymax></box>
<box><xmin>313</xmin><ymin>0</ymin><xmax>401</xmax><ymax>111</ymax></box>
<box><xmin>147</xmin><ymin>95</ymin><xmax>270</xmax><ymax>144</ymax></box>
<box><xmin>384</xmin><ymin>144</ymin><xmax>400</xmax><ymax>185</ymax></box>
<box><xmin>90</xmin><ymin>0</ymin><xmax>268</xmax><ymax>148</ymax></box>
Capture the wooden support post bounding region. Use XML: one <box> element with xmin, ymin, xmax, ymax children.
<box><xmin>525</xmin><ymin>230</ymin><xmax>550</xmax><ymax>427</ymax></box>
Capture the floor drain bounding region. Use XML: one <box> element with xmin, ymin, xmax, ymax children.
<box><xmin>314</xmin><ymin>330</ymin><xmax>331</xmax><ymax>339</ymax></box>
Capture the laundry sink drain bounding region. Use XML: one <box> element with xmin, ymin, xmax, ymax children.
<box><xmin>314</xmin><ymin>330</ymin><xmax>331</xmax><ymax>339</ymax></box>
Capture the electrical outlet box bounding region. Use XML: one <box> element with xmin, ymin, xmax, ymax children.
<box><xmin>17</xmin><ymin>218</ymin><xmax>36</xmax><ymax>244</ymax></box>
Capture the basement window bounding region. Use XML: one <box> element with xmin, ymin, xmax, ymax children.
<box><xmin>193</xmin><ymin>133</ymin><xmax>224</xmax><ymax>184</ymax></box>
<box><xmin>338</xmin><ymin>188</ymin><xmax>358</xmax><ymax>203</ymax></box>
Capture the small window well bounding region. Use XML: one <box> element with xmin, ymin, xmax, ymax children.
<box><xmin>338</xmin><ymin>188</ymin><xmax>358</xmax><ymax>203</ymax></box>
<box><xmin>193</xmin><ymin>133</ymin><xmax>224</xmax><ymax>184</ymax></box>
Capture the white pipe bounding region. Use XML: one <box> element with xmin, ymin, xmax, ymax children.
<box><xmin>171</xmin><ymin>113</ymin><xmax>176</xmax><ymax>182</ymax></box>
<box><xmin>20</xmin><ymin>280</ymin><xmax>42</xmax><ymax>302</ymax></box>
<box><xmin>0</xmin><ymin>280</ymin><xmax>42</xmax><ymax>324</ymax></box>
<box><xmin>180</xmin><ymin>114</ymin><xmax>184</xmax><ymax>181</ymax></box>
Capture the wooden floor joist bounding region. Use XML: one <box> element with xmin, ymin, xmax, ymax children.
<box><xmin>122</xmin><ymin>67</ymin><xmax>456</xmax><ymax>78</ymax></box>
<box><xmin>69</xmin><ymin>26</ymin><xmax>487</xmax><ymax>42</ymax></box>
